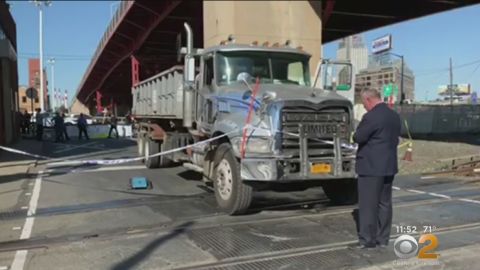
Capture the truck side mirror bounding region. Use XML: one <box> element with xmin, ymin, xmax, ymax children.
<box><xmin>320</xmin><ymin>62</ymin><xmax>352</xmax><ymax>91</ymax></box>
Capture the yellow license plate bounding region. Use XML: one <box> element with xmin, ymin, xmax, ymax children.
<box><xmin>310</xmin><ymin>163</ymin><xmax>331</xmax><ymax>174</ymax></box>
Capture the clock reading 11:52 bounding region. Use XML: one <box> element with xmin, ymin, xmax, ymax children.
<box><xmin>395</xmin><ymin>225</ymin><xmax>418</xmax><ymax>234</ymax></box>
<box><xmin>395</xmin><ymin>225</ymin><xmax>438</xmax><ymax>234</ymax></box>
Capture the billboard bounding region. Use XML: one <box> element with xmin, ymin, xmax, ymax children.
<box><xmin>372</xmin><ymin>35</ymin><xmax>392</xmax><ymax>54</ymax></box>
<box><xmin>438</xmin><ymin>84</ymin><xmax>471</xmax><ymax>96</ymax></box>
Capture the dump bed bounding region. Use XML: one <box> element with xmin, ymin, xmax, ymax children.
<box><xmin>132</xmin><ymin>66</ymin><xmax>184</xmax><ymax>119</ymax></box>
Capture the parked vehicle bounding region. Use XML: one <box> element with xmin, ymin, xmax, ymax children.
<box><xmin>132</xmin><ymin>23</ymin><xmax>357</xmax><ymax>215</ymax></box>
<box><xmin>64</xmin><ymin>114</ymin><xmax>94</xmax><ymax>126</ymax></box>
<box><xmin>30</xmin><ymin>112</ymin><xmax>54</xmax><ymax>127</ymax></box>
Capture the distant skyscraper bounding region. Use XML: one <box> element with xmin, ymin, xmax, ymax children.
<box><xmin>337</xmin><ymin>35</ymin><xmax>369</xmax><ymax>75</ymax></box>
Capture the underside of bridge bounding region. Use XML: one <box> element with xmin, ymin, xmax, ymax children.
<box><xmin>74</xmin><ymin>0</ymin><xmax>480</xmax><ymax>116</ymax></box>
<box><xmin>75</xmin><ymin>0</ymin><xmax>203</xmax><ymax>115</ymax></box>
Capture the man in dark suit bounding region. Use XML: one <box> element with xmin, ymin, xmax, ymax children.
<box><xmin>353</xmin><ymin>88</ymin><xmax>401</xmax><ymax>249</ymax></box>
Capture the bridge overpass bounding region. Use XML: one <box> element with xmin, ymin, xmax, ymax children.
<box><xmin>73</xmin><ymin>0</ymin><xmax>480</xmax><ymax>115</ymax></box>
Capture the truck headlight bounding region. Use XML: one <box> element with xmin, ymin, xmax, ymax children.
<box><xmin>231</xmin><ymin>137</ymin><xmax>273</xmax><ymax>154</ymax></box>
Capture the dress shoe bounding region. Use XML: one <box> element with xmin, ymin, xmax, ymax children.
<box><xmin>349</xmin><ymin>243</ymin><xmax>376</xmax><ymax>250</ymax></box>
<box><xmin>377</xmin><ymin>243</ymin><xmax>388</xmax><ymax>248</ymax></box>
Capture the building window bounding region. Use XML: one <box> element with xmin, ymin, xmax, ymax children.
<box><xmin>35</xmin><ymin>98</ymin><xmax>39</xmax><ymax>103</ymax></box>
<box><xmin>366</xmin><ymin>82</ymin><xmax>371</xmax><ymax>86</ymax></box>
<box><xmin>22</xmin><ymin>96</ymin><xmax>27</xmax><ymax>103</ymax></box>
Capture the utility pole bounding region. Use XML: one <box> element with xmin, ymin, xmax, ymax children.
<box><xmin>32</xmin><ymin>0</ymin><xmax>52</xmax><ymax>112</ymax></box>
<box><xmin>400</xmin><ymin>55</ymin><xmax>404</xmax><ymax>104</ymax></box>
<box><xmin>449</xmin><ymin>57</ymin><xmax>453</xmax><ymax>107</ymax></box>
<box><xmin>39</xmin><ymin>5</ymin><xmax>44</xmax><ymax>111</ymax></box>
<box><xmin>48</xmin><ymin>58</ymin><xmax>55</xmax><ymax>110</ymax></box>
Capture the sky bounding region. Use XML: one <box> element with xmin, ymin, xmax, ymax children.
<box><xmin>323</xmin><ymin>4</ymin><xmax>480</xmax><ymax>101</ymax></box>
<box><xmin>9</xmin><ymin>0</ymin><xmax>119</xmax><ymax>106</ymax></box>
<box><xmin>8</xmin><ymin>1</ymin><xmax>480</xmax><ymax>105</ymax></box>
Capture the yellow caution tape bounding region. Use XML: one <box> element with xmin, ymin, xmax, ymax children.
<box><xmin>398</xmin><ymin>141</ymin><xmax>412</xmax><ymax>149</ymax></box>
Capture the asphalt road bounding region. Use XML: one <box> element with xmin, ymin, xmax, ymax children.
<box><xmin>1</xmin><ymin>138</ymin><xmax>480</xmax><ymax>270</ymax></box>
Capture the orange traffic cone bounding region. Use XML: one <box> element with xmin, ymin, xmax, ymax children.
<box><xmin>403</xmin><ymin>143</ymin><xmax>413</xmax><ymax>162</ymax></box>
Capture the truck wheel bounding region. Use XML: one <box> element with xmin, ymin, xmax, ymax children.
<box><xmin>322</xmin><ymin>179</ymin><xmax>358</xmax><ymax>205</ymax></box>
<box><xmin>137</xmin><ymin>135</ymin><xmax>145</xmax><ymax>157</ymax></box>
<box><xmin>213</xmin><ymin>143</ymin><xmax>253</xmax><ymax>215</ymax></box>
<box><xmin>144</xmin><ymin>138</ymin><xmax>160</xmax><ymax>169</ymax></box>
<box><xmin>158</xmin><ymin>139</ymin><xmax>173</xmax><ymax>168</ymax></box>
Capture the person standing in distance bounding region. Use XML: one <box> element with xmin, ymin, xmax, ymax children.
<box><xmin>77</xmin><ymin>113</ymin><xmax>90</xmax><ymax>140</ymax></box>
<box><xmin>61</xmin><ymin>113</ymin><xmax>70</xmax><ymax>141</ymax></box>
<box><xmin>35</xmin><ymin>108</ymin><xmax>44</xmax><ymax>141</ymax></box>
<box><xmin>107</xmin><ymin>113</ymin><xmax>119</xmax><ymax>139</ymax></box>
<box><xmin>353</xmin><ymin>88</ymin><xmax>401</xmax><ymax>249</ymax></box>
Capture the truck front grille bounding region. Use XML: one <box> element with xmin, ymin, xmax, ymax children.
<box><xmin>280</xmin><ymin>107</ymin><xmax>349</xmax><ymax>152</ymax></box>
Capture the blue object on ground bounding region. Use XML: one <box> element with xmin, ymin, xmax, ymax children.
<box><xmin>130</xmin><ymin>176</ymin><xmax>149</xmax><ymax>189</ymax></box>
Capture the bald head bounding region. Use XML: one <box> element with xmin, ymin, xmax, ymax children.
<box><xmin>360</xmin><ymin>88</ymin><xmax>383</xmax><ymax>111</ymax></box>
<box><xmin>361</xmin><ymin>88</ymin><xmax>381</xmax><ymax>100</ymax></box>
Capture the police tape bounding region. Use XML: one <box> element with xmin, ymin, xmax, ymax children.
<box><xmin>1</xmin><ymin>127</ymin><xmax>414</xmax><ymax>166</ymax></box>
<box><xmin>244</xmin><ymin>124</ymin><xmax>358</xmax><ymax>151</ymax></box>
<box><xmin>0</xmin><ymin>131</ymin><xmax>237</xmax><ymax>166</ymax></box>
<box><xmin>398</xmin><ymin>141</ymin><xmax>412</xmax><ymax>149</ymax></box>
<box><xmin>244</xmin><ymin>124</ymin><xmax>410</xmax><ymax>151</ymax></box>
<box><xmin>0</xmin><ymin>146</ymin><xmax>53</xmax><ymax>160</ymax></box>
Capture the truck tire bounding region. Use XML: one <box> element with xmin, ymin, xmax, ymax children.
<box><xmin>158</xmin><ymin>139</ymin><xmax>173</xmax><ymax>168</ymax></box>
<box><xmin>137</xmin><ymin>135</ymin><xmax>145</xmax><ymax>157</ymax></box>
<box><xmin>213</xmin><ymin>143</ymin><xmax>253</xmax><ymax>215</ymax></box>
<box><xmin>144</xmin><ymin>138</ymin><xmax>160</xmax><ymax>169</ymax></box>
<box><xmin>322</xmin><ymin>179</ymin><xmax>358</xmax><ymax>205</ymax></box>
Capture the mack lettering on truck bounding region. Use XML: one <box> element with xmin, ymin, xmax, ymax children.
<box><xmin>304</xmin><ymin>124</ymin><xmax>338</xmax><ymax>137</ymax></box>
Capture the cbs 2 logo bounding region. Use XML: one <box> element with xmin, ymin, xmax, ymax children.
<box><xmin>394</xmin><ymin>234</ymin><xmax>439</xmax><ymax>259</ymax></box>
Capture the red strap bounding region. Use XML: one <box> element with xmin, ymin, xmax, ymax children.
<box><xmin>240</xmin><ymin>77</ymin><xmax>261</xmax><ymax>159</ymax></box>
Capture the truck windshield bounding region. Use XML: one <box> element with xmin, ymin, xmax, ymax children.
<box><xmin>216</xmin><ymin>51</ymin><xmax>311</xmax><ymax>87</ymax></box>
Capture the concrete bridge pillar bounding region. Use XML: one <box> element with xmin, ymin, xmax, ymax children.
<box><xmin>203</xmin><ymin>1</ymin><xmax>322</xmax><ymax>77</ymax></box>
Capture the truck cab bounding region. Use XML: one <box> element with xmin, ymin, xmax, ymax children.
<box><xmin>133</xmin><ymin>23</ymin><xmax>357</xmax><ymax>215</ymax></box>
<box><xmin>191</xmin><ymin>43</ymin><xmax>357</xmax><ymax>212</ymax></box>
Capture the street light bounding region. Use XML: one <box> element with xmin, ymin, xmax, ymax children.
<box><xmin>47</xmin><ymin>57</ymin><xmax>55</xmax><ymax>110</ymax></box>
<box><xmin>31</xmin><ymin>0</ymin><xmax>52</xmax><ymax>112</ymax></box>
<box><xmin>386</xmin><ymin>52</ymin><xmax>405</xmax><ymax>104</ymax></box>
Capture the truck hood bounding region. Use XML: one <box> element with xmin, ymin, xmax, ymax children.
<box><xmin>217</xmin><ymin>83</ymin><xmax>351</xmax><ymax>105</ymax></box>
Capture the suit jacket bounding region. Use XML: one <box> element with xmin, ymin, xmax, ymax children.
<box><xmin>353</xmin><ymin>103</ymin><xmax>401</xmax><ymax>176</ymax></box>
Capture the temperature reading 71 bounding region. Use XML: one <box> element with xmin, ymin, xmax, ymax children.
<box><xmin>423</xmin><ymin>226</ymin><xmax>437</xmax><ymax>233</ymax></box>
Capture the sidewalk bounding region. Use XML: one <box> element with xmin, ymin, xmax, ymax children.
<box><xmin>0</xmin><ymin>138</ymin><xmax>42</xmax><ymax>210</ymax></box>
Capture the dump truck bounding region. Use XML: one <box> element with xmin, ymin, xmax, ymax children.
<box><xmin>132</xmin><ymin>23</ymin><xmax>357</xmax><ymax>215</ymax></box>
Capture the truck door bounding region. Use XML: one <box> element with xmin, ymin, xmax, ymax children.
<box><xmin>198</xmin><ymin>54</ymin><xmax>215</xmax><ymax>125</ymax></box>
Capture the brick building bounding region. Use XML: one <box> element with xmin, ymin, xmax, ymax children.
<box><xmin>0</xmin><ymin>1</ymin><xmax>19</xmax><ymax>145</ymax></box>
<box><xmin>28</xmin><ymin>58</ymin><xmax>49</xmax><ymax>111</ymax></box>
<box><xmin>18</xmin><ymin>85</ymin><xmax>40</xmax><ymax>113</ymax></box>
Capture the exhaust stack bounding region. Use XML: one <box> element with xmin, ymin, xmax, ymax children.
<box><xmin>183</xmin><ymin>22</ymin><xmax>195</xmax><ymax>128</ymax></box>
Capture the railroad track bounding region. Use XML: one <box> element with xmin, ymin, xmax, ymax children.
<box><xmin>422</xmin><ymin>157</ymin><xmax>480</xmax><ymax>177</ymax></box>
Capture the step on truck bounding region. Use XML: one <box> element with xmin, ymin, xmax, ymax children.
<box><xmin>132</xmin><ymin>23</ymin><xmax>358</xmax><ymax>215</ymax></box>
